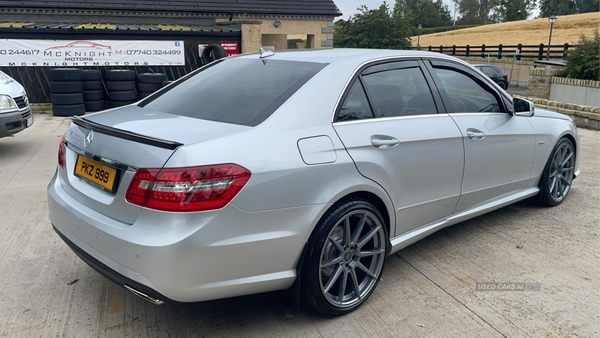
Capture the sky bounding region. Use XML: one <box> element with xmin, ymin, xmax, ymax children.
<box><xmin>334</xmin><ymin>0</ymin><xmax>540</xmax><ymax>22</ymax></box>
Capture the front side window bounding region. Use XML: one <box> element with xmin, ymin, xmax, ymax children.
<box><xmin>142</xmin><ymin>59</ymin><xmax>326</xmax><ymax>126</ymax></box>
<box><xmin>432</xmin><ymin>68</ymin><xmax>504</xmax><ymax>113</ymax></box>
<box><xmin>361</xmin><ymin>67</ymin><xmax>437</xmax><ymax>118</ymax></box>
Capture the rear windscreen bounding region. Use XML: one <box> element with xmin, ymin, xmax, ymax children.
<box><xmin>141</xmin><ymin>58</ymin><xmax>326</xmax><ymax>126</ymax></box>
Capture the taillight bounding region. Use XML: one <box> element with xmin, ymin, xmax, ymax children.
<box><xmin>125</xmin><ymin>164</ymin><xmax>251</xmax><ymax>212</ymax></box>
<box><xmin>58</xmin><ymin>136</ymin><xmax>66</xmax><ymax>169</ymax></box>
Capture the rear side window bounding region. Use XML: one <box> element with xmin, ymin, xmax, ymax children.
<box><xmin>141</xmin><ymin>59</ymin><xmax>326</xmax><ymax>126</ymax></box>
<box><xmin>338</xmin><ymin>81</ymin><xmax>373</xmax><ymax>121</ymax></box>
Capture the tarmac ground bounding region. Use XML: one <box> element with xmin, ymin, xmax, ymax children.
<box><xmin>0</xmin><ymin>113</ymin><xmax>598</xmax><ymax>338</ymax></box>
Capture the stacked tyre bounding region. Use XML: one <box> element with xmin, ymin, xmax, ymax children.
<box><xmin>105</xmin><ymin>70</ymin><xmax>137</xmax><ymax>108</ymax></box>
<box><xmin>50</xmin><ymin>68</ymin><xmax>85</xmax><ymax>116</ymax></box>
<box><xmin>82</xmin><ymin>70</ymin><xmax>105</xmax><ymax>112</ymax></box>
<box><xmin>138</xmin><ymin>73</ymin><xmax>167</xmax><ymax>99</ymax></box>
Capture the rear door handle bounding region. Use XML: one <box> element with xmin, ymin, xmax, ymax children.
<box><xmin>371</xmin><ymin>135</ymin><xmax>399</xmax><ymax>148</ymax></box>
<box><xmin>466</xmin><ymin>129</ymin><xmax>485</xmax><ymax>140</ymax></box>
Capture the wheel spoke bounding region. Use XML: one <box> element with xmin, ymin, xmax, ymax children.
<box><xmin>351</xmin><ymin>213</ymin><xmax>367</xmax><ymax>245</ymax></box>
<box><xmin>329</xmin><ymin>235</ymin><xmax>344</xmax><ymax>253</ymax></box>
<box><xmin>323</xmin><ymin>265</ymin><xmax>343</xmax><ymax>293</ymax></box>
<box><xmin>349</xmin><ymin>267</ymin><xmax>362</xmax><ymax>301</ymax></box>
<box><xmin>561</xmin><ymin>152</ymin><xmax>573</xmax><ymax>166</ymax></box>
<box><xmin>557</xmin><ymin>178</ymin><xmax>563</xmax><ymax>197</ymax></box>
<box><xmin>343</xmin><ymin>217</ymin><xmax>351</xmax><ymax>247</ymax></box>
<box><xmin>338</xmin><ymin>269</ymin><xmax>348</xmax><ymax>304</ymax></box>
<box><xmin>357</xmin><ymin>248</ymin><xmax>385</xmax><ymax>258</ymax></box>
<box><xmin>559</xmin><ymin>175</ymin><xmax>571</xmax><ymax>185</ymax></box>
<box><xmin>321</xmin><ymin>256</ymin><xmax>342</xmax><ymax>268</ymax></box>
<box><xmin>355</xmin><ymin>261</ymin><xmax>378</xmax><ymax>279</ymax></box>
<box><xmin>550</xmin><ymin>177</ymin><xmax>557</xmax><ymax>196</ymax></box>
<box><xmin>558</xmin><ymin>146</ymin><xmax>566</xmax><ymax>163</ymax></box>
<box><xmin>358</xmin><ymin>225</ymin><xmax>382</xmax><ymax>248</ymax></box>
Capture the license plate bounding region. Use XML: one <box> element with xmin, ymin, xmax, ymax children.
<box><xmin>74</xmin><ymin>155</ymin><xmax>118</xmax><ymax>192</ymax></box>
<box><xmin>26</xmin><ymin>116</ymin><xmax>33</xmax><ymax>127</ymax></box>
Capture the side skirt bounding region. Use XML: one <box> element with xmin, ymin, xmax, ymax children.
<box><xmin>389</xmin><ymin>187</ymin><xmax>539</xmax><ymax>255</ymax></box>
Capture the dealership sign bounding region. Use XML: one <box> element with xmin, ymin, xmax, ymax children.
<box><xmin>198</xmin><ymin>42</ymin><xmax>239</xmax><ymax>57</ymax></box>
<box><xmin>0</xmin><ymin>39</ymin><xmax>185</xmax><ymax>66</ymax></box>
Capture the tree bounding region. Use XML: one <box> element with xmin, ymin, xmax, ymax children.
<box><xmin>497</xmin><ymin>0</ymin><xmax>536</xmax><ymax>21</ymax></box>
<box><xmin>539</xmin><ymin>0</ymin><xmax>600</xmax><ymax>17</ymax></box>
<box><xmin>396</xmin><ymin>0</ymin><xmax>453</xmax><ymax>28</ymax></box>
<box><xmin>452</xmin><ymin>0</ymin><xmax>498</xmax><ymax>25</ymax></box>
<box><xmin>334</xmin><ymin>2</ymin><xmax>412</xmax><ymax>49</ymax></box>
<box><xmin>565</xmin><ymin>30</ymin><xmax>600</xmax><ymax>80</ymax></box>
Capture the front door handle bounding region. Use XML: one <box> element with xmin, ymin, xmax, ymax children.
<box><xmin>371</xmin><ymin>135</ymin><xmax>399</xmax><ymax>148</ymax></box>
<box><xmin>466</xmin><ymin>128</ymin><xmax>485</xmax><ymax>140</ymax></box>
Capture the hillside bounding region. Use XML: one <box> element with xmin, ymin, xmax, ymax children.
<box><xmin>411</xmin><ymin>12</ymin><xmax>599</xmax><ymax>47</ymax></box>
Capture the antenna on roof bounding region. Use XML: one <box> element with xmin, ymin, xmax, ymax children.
<box><xmin>259</xmin><ymin>47</ymin><xmax>275</xmax><ymax>59</ymax></box>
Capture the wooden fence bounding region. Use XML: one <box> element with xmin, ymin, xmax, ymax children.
<box><xmin>410</xmin><ymin>43</ymin><xmax>573</xmax><ymax>60</ymax></box>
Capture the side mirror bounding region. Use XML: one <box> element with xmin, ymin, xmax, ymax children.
<box><xmin>513</xmin><ymin>97</ymin><xmax>535</xmax><ymax>117</ymax></box>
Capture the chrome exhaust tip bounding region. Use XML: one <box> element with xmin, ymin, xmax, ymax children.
<box><xmin>124</xmin><ymin>285</ymin><xmax>164</xmax><ymax>305</ymax></box>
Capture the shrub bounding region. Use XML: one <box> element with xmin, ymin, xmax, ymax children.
<box><xmin>565</xmin><ymin>30</ymin><xmax>599</xmax><ymax>81</ymax></box>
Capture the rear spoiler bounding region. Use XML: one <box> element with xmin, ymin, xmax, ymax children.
<box><xmin>71</xmin><ymin>116</ymin><xmax>183</xmax><ymax>150</ymax></box>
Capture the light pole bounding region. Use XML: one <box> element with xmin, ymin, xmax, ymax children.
<box><xmin>417</xmin><ymin>24</ymin><xmax>422</xmax><ymax>50</ymax></box>
<box><xmin>546</xmin><ymin>15</ymin><xmax>557</xmax><ymax>60</ymax></box>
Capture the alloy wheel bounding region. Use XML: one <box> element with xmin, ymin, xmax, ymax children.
<box><xmin>318</xmin><ymin>210</ymin><xmax>386</xmax><ymax>308</ymax></box>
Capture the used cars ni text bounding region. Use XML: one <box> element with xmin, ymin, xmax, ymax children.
<box><xmin>48</xmin><ymin>49</ymin><xmax>579</xmax><ymax>315</ymax></box>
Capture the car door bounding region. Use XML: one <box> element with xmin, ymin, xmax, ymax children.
<box><xmin>333</xmin><ymin>60</ymin><xmax>465</xmax><ymax>236</ymax></box>
<box><xmin>424</xmin><ymin>59</ymin><xmax>536</xmax><ymax>212</ymax></box>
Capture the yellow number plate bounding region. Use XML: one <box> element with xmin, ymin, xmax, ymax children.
<box><xmin>74</xmin><ymin>155</ymin><xmax>117</xmax><ymax>192</ymax></box>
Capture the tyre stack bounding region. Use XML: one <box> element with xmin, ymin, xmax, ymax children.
<box><xmin>105</xmin><ymin>70</ymin><xmax>137</xmax><ymax>108</ymax></box>
<box><xmin>137</xmin><ymin>73</ymin><xmax>167</xmax><ymax>99</ymax></box>
<box><xmin>49</xmin><ymin>68</ymin><xmax>85</xmax><ymax>116</ymax></box>
<box><xmin>82</xmin><ymin>70</ymin><xmax>105</xmax><ymax>112</ymax></box>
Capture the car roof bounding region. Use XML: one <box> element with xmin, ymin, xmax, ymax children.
<box><xmin>234</xmin><ymin>48</ymin><xmax>466</xmax><ymax>68</ymax></box>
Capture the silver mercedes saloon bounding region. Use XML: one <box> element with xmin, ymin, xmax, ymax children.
<box><xmin>48</xmin><ymin>49</ymin><xmax>580</xmax><ymax>315</ymax></box>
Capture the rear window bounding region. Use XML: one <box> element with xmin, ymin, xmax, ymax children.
<box><xmin>141</xmin><ymin>58</ymin><xmax>326</xmax><ymax>126</ymax></box>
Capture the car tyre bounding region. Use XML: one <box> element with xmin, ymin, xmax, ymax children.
<box><xmin>109</xmin><ymin>100</ymin><xmax>136</xmax><ymax>108</ymax></box>
<box><xmin>201</xmin><ymin>43</ymin><xmax>227</xmax><ymax>64</ymax></box>
<box><xmin>138</xmin><ymin>73</ymin><xmax>167</xmax><ymax>84</ymax></box>
<box><xmin>105</xmin><ymin>70</ymin><xmax>136</xmax><ymax>81</ymax></box>
<box><xmin>106</xmin><ymin>81</ymin><xmax>136</xmax><ymax>91</ymax></box>
<box><xmin>82</xmin><ymin>70</ymin><xmax>102</xmax><ymax>81</ymax></box>
<box><xmin>301</xmin><ymin>199</ymin><xmax>387</xmax><ymax>316</ymax></box>
<box><xmin>538</xmin><ymin>137</ymin><xmax>575</xmax><ymax>207</ymax></box>
<box><xmin>108</xmin><ymin>90</ymin><xmax>138</xmax><ymax>101</ymax></box>
<box><xmin>50</xmin><ymin>81</ymin><xmax>83</xmax><ymax>93</ymax></box>
<box><xmin>52</xmin><ymin>103</ymin><xmax>85</xmax><ymax>116</ymax></box>
<box><xmin>83</xmin><ymin>80</ymin><xmax>103</xmax><ymax>91</ymax></box>
<box><xmin>84</xmin><ymin>100</ymin><xmax>105</xmax><ymax>112</ymax></box>
<box><xmin>50</xmin><ymin>68</ymin><xmax>83</xmax><ymax>82</ymax></box>
<box><xmin>497</xmin><ymin>81</ymin><xmax>507</xmax><ymax>90</ymax></box>
<box><xmin>83</xmin><ymin>90</ymin><xmax>105</xmax><ymax>101</ymax></box>
<box><xmin>138</xmin><ymin>83</ymin><xmax>163</xmax><ymax>93</ymax></box>
<box><xmin>51</xmin><ymin>93</ymin><xmax>84</xmax><ymax>105</ymax></box>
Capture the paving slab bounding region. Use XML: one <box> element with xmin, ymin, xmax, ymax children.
<box><xmin>0</xmin><ymin>113</ymin><xmax>598</xmax><ymax>338</ymax></box>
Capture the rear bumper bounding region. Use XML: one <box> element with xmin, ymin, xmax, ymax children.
<box><xmin>48</xmin><ymin>169</ymin><xmax>322</xmax><ymax>303</ymax></box>
<box><xmin>0</xmin><ymin>108</ymin><xmax>32</xmax><ymax>137</ymax></box>
<box><xmin>53</xmin><ymin>224</ymin><xmax>171</xmax><ymax>304</ymax></box>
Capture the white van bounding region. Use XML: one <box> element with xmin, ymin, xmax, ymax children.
<box><xmin>0</xmin><ymin>71</ymin><xmax>33</xmax><ymax>138</ymax></box>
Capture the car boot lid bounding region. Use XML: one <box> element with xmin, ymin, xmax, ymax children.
<box><xmin>80</xmin><ymin>105</ymin><xmax>251</xmax><ymax>146</ymax></box>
